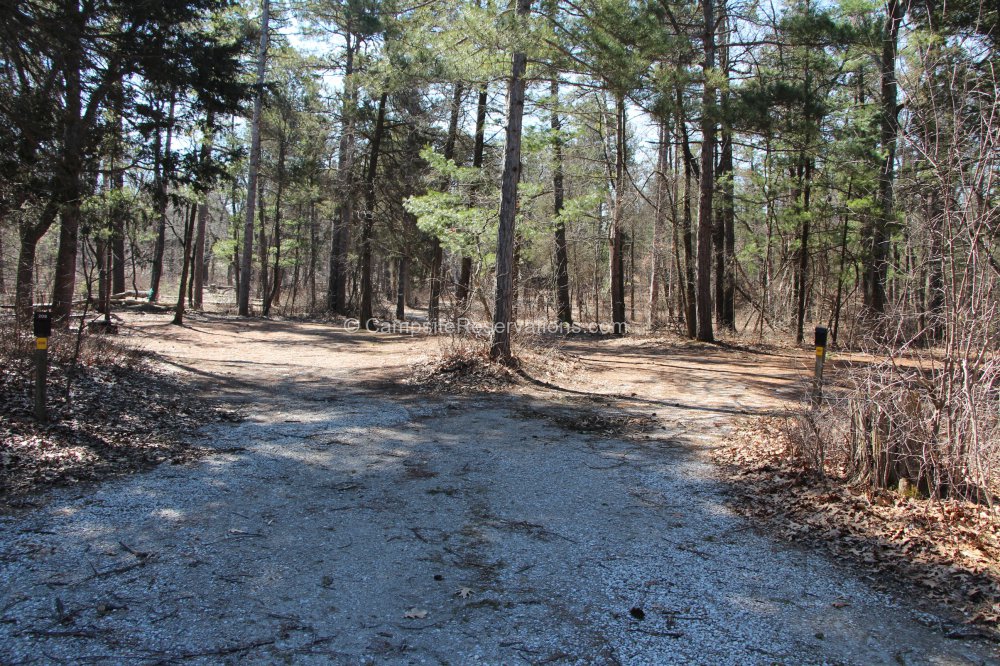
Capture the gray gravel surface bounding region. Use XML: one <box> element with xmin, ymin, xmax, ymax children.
<box><xmin>0</xmin><ymin>321</ymin><xmax>997</xmax><ymax>665</ymax></box>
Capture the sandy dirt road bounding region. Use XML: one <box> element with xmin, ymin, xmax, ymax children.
<box><xmin>0</xmin><ymin>314</ymin><xmax>995</xmax><ymax>665</ymax></box>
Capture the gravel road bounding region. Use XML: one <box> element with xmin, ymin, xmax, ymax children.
<box><xmin>0</xmin><ymin>317</ymin><xmax>996</xmax><ymax>665</ymax></box>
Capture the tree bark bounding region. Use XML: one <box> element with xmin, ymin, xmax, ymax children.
<box><xmin>610</xmin><ymin>94</ymin><xmax>627</xmax><ymax>335</ymax></box>
<box><xmin>111</xmin><ymin>86</ymin><xmax>126</xmax><ymax>296</ymax></box>
<box><xmin>794</xmin><ymin>157</ymin><xmax>813</xmax><ymax>344</ymax></box>
<box><xmin>490</xmin><ymin>0</ymin><xmax>531</xmax><ymax>363</ymax></box>
<box><xmin>696</xmin><ymin>0</ymin><xmax>716</xmax><ymax>342</ymax></box>
<box><xmin>96</xmin><ymin>230</ymin><xmax>109</xmax><ymax>316</ymax></box>
<box><xmin>677</xmin><ymin>89</ymin><xmax>698</xmax><ymax>339</ymax></box>
<box><xmin>16</xmin><ymin>205</ymin><xmax>56</xmax><ymax>321</ymax></box>
<box><xmin>192</xmin><ymin>113</ymin><xmax>214</xmax><ymax>310</ymax></box>
<box><xmin>457</xmin><ymin>85</ymin><xmax>489</xmax><ymax>309</ymax></box>
<box><xmin>650</xmin><ymin>122</ymin><xmax>669</xmax><ymax>328</ymax></box>
<box><xmin>717</xmin><ymin>9</ymin><xmax>736</xmax><ymax>329</ymax></box>
<box><xmin>238</xmin><ymin>0</ymin><xmax>270</xmax><ymax>317</ymax></box>
<box><xmin>257</xmin><ymin>187</ymin><xmax>268</xmax><ymax>302</ymax></box>
<box><xmin>396</xmin><ymin>255</ymin><xmax>408</xmax><ymax>320</ymax></box>
<box><xmin>328</xmin><ymin>35</ymin><xmax>357</xmax><ymax>314</ymax></box>
<box><xmin>149</xmin><ymin>93</ymin><xmax>177</xmax><ymax>302</ymax></box>
<box><xmin>50</xmin><ymin>13</ymin><xmax>85</xmax><ymax>326</ymax></box>
<box><xmin>715</xmin><ymin>129</ymin><xmax>736</xmax><ymax>329</ymax></box>
<box><xmin>263</xmin><ymin>137</ymin><xmax>287</xmax><ymax>317</ymax></box>
<box><xmin>173</xmin><ymin>202</ymin><xmax>198</xmax><ymax>325</ymax></box>
<box><xmin>552</xmin><ymin>78</ymin><xmax>572</xmax><ymax>325</ymax></box>
<box><xmin>831</xmin><ymin>178</ymin><xmax>852</xmax><ymax>345</ymax></box>
<box><xmin>0</xmin><ymin>225</ymin><xmax>6</xmax><ymax>295</ymax></box>
<box><xmin>429</xmin><ymin>84</ymin><xmax>464</xmax><ymax>325</ymax></box>
<box><xmin>865</xmin><ymin>0</ymin><xmax>903</xmax><ymax>316</ymax></box>
<box><xmin>358</xmin><ymin>92</ymin><xmax>388</xmax><ymax>328</ymax></box>
<box><xmin>149</xmin><ymin>90</ymin><xmax>177</xmax><ymax>302</ymax></box>
<box><xmin>308</xmin><ymin>201</ymin><xmax>318</xmax><ymax>309</ymax></box>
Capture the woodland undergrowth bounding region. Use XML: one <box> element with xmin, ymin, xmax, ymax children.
<box><xmin>0</xmin><ymin>319</ymin><xmax>232</xmax><ymax>502</ymax></box>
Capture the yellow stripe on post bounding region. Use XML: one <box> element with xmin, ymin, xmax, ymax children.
<box><xmin>36</xmin><ymin>338</ymin><xmax>48</xmax><ymax>351</ymax></box>
<box><xmin>812</xmin><ymin>326</ymin><xmax>829</xmax><ymax>407</ymax></box>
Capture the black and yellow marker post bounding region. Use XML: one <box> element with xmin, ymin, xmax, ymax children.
<box><xmin>33</xmin><ymin>310</ymin><xmax>51</xmax><ymax>422</ymax></box>
<box><xmin>813</xmin><ymin>326</ymin><xmax>828</xmax><ymax>406</ymax></box>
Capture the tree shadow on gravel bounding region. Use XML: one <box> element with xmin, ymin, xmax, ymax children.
<box><xmin>1</xmin><ymin>382</ymin><xmax>994</xmax><ymax>665</ymax></box>
<box><xmin>2</xmin><ymin>319</ymin><xmax>995</xmax><ymax>663</ymax></box>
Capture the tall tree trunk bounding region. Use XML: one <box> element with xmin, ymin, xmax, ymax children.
<box><xmin>329</xmin><ymin>203</ymin><xmax>353</xmax><ymax>312</ymax></box>
<box><xmin>794</xmin><ymin>157</ymin><xmax>813</xmax><ymax>344</ymax></box>
<box><xmin>717</xmin><ymin>131</ymin><xmax>736</xmax><ymax>329</ymax></box>
<box><xmin>669</xmin><ymin>113</ymin><xmax>683</xmax><ymax>326</ymax></box>
<box><xmin>457</xmin><ymin>85</ymin><xmax>489</xmax><ymax>309</ymax></box>
<box><xmin>610</xmin><ymin>94</ymin><xmax>627</xmax><ymax>335</ymax></box>
<box><xmin>672</xmin><ymin>192</ymin><xmax>684</xmax><ymax>327</ymax></box>
<box><xmin>865</xmin><ymin>0</ymin><xmax>902</xmax><ymax>316</ymax></box>
<box><xmin>50</xmin><ymin>176</ymin><xmax>81</xmax><ymax>324</ymax></box>
<box><xmin>51</xmin><ymin>15</ymin><xmax>85</xmax><ymax>326</ymax></box>
<box><xmin>714</xmin><ymin>163</ymin><xmax>725</xmax><ymax>326</ymax></box>
<box><xmin>696</xmin><ymin>0</ymin><xmax>716</xmax><ymax>342</ymax></box>
<box><xmin>629</xmin><ymin>227</ymin><xmax>636</xmax><ymax>321</ymax></box>
<box><xmin>0</xmin><ymin>226</ymin><xmax>6</xmax><ymax>295</ymax></box>
<box><xmin>257</xmin><ymin>187</ymin><xmax>268</xmax><ymax>302</ymax></box>
<box><xmin>396</xmin><ymin>255</ymin><xmax>408</xmax><ymax>320</ymax></box>
<box><xmin>457</xmin><ymin>259</ymin><xmax>472</xmax><ymax>312</ymax></box>
<box><xmin>192</xmin><ymin>201</ymin><xmax>209</xmax><ymax>309</ymax></box>
<box><xmin>238</xmin><ymin>0</ymin><xmax>270</xmax><ymax>317</ymax></box>
<box><xmin>649</xmin><ymin>122</ymin><xmax>669</xmax><ymax>328</ymax></box>
<box><xmin>429</xmin><ymin>84</ymin><xmax>464</xmax><ymax>325</ymax></box>
<box><xmin>712</xmin><ymin>49</ymin><xmax>728</xmax><ymax>327</ymax></box>
<box><xmin>718</xmin><ymin>9</ymin><xmax>736</xmax><ymax>329</ymax></box>
<box><xmin>309</xmin><ymin>201</ymin><xmax>318</xmax><ymax>310</ymax></box>
<box><xmin>358</xmin><ymin>92</ymin><xmax>388</xmax><ymax>328</ymax></box>
<box><xmin>111</xmin><ymin>86</ymin><xmax>126</xmax><ymax>296</ymax></box>
<box><xmin>329</xmin><ymin>36</ymin><xmax>357</xmax><ymax>314</ymax></box>
<box><xmin>267</xmin><ymin>216</ymin><xmax>282</xmax><ymax>309</ymax></box>
<box><xmin>490</xmin><ymin>0</ymin><xmax>531</xmax><ymax>363</ymax></box>
<box><xmin>290</xmin><ymin>235</ymin><xmax>300</xmax><ymax>308</ymax></box>
<box><xmin>192</xmin><ymin>112</ymin><xmax>215</xmax><ymax>310</ymax></box>
<box><xmin>96</xmin><ymin>216</ymin><xmax>109</xmax><ymax>315</ymax></box>
<box><xmin>552</xmin><ymin>78</ymin><xmax>572</xmax><ymax>325</ymax></box>
<box><xmin>677</xmin><ymin>89</ymin><xmax>698</xmax><ymax>339</ymax></box>
<box><xmin>263</xmin><ymin>138</ymin><xmax>287</xmax><ymax>317</ymax></box>
<box><xmin>149</xmin><ymin>93</ymin><xmax>177</xmax><ymax>302</ymax></box>
<box><xmin>396</xmin><ymin>212</ymin><xmax>419</xmax><ymax>319</ymax></box>
<box><xmin>831</xmin><ymin>182</ymin><xmax>852</xmax><ymax>345</ymax></box>
<box><xmin>173</xmin><ymin>202</ymin><xmax>198</xmax><ymax>325</ymax></box>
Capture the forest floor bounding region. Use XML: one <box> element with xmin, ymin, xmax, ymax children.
<box><xmin>0</xmin><ymin>311</ymin><xmax>997</xmax><ymax>664</ymax></box>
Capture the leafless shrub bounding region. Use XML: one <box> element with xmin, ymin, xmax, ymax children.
<box><xmin>790</xmin><ymin>411</ymin><xmax>827</xmax><ymax>475</ymax></box>
<box><xmin>838</xmin><ymin>347</ymin><xmax>999</xmax><ymax>502</ymax></box>
<box><xmin>815</xmin><ymin>55</ymin><xmax>1000</xmax><ymax>504</ymax></box>
<box><xmin>408</xmin><ymin>333</ymin><xmax>517</xmax><ymax>392</ymax></box>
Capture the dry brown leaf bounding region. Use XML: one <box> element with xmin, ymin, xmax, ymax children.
<box><xmin>713</xmin><ymin>416</ymin><xmax>1000</xmax><ymax>631</ymax></box>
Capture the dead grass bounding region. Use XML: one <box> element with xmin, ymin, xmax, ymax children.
<box><xmin>715</xmin><ymin>416</ymin><xmax>1000</xmax><ymax>632</ymax></box>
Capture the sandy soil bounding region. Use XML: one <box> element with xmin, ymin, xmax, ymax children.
<box><xmin>0</xmin><ymin>313</ymin><xmax>995</xmax><ymax>665</ymax></box>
